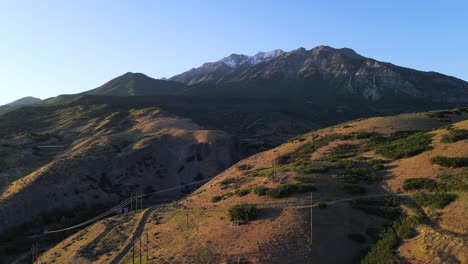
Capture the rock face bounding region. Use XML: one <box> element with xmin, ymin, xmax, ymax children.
<box><xmin>170</xmin><ymin>45</ymin><xmax>468</xmax><ymax>103</ymax></box>
<box><xmin>0</xmin><ymin>108</ymin><xmax>243</xmax><ymax>233</ymax></box>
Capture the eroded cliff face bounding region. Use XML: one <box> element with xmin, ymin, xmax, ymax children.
<box><xmin>0</xmin><ymin>108</ymin><xmax>243</xmax><ymax>233</ymax></box>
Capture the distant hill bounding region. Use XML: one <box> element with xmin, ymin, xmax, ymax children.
<box><xmin>4</xmin><ymin>96</ymin><xmax>42</xmax><ymax>106</ymax></box>
<box><xmin>0</xmin><ymin>96</ymin><xmax>42</xmax><ymax>113</ymax></box>
<box><xmin>85</xmin><ymin>72</ymin><xmax>187</xmax><ymax>96</ymax></box>
<box><xmin>171</xmin><ymin>45</ymin><xmax>468</xmax><ymax>103</ymax></box>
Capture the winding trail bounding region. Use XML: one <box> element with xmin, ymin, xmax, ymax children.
<box><xmin>111</xmin><ymin>207</ymin><xmax>156</xmax><ymax>264</ymax></box>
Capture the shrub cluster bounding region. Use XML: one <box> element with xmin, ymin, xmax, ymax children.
<box><xmin>340</xmin><ymin>167</ymin><xmax>376</xmax><ymax>184</ymax></box>
<box><xmin>376</xmin><ymin>133</ymin><xmax>433</xmax><ymax>159</ymax></box>
<box><xmin>293</xmin><ymin>160</ymin><xmax>331</xmax><ymax>174</ymax></box>
<box><xmin>362</xmin><ymin>214</ymin><xmax>421</xmax><ymax>264</ymax></box>
<box><xmin>367</xmin><ymin>159</ymin><xmax>385</xmax><ymax>170</ymax></box>
<box><xmin>220</xmin><ymin>177</ymin><xmax>245</xmax><ymax>189</ymax></box>
<box><xmin>412</xmin><ymin>192</ymin><xmax>457</xmax><ymax>209</ymax></box>
<box><xmin>430</xmin><ymin>156</ymin><xmax>468</xmax><ymax>168</ymax></box>
<box><xmin>211</xmin><ymin>192</ymin><xmax>234</xmax><ymax>203</ymax></box>
<box><xmin>228</xmin><ymin>204</ymin><xmax>257</xmax><ymax>225</ymax></box>
<box><xmin>237</xmin><ymin>164</ymin><xmax>253</xmax><ymax>171</ymax></box>
<box><xmin>437</xmin><ymin>172</ymin><xmax>468</xmax><ymax>191</ymax></box>
<box><xmin>440</xmin><ymin>128</ymin><xmax>468</xmax><ymax>143</ymax></box>
<box><xmin>234</xmin><ymin>188</ymin><xmax>251</xmax><ymax>197</ymax></box>
<box><xmin>402</xmin><ymin>178</ymin><xmax>437</xmax><ymax>191</ymax></box>
<box><xmin>253</xmin><ymin>184</ymin><xmax>316</xmax><ymax>198</ymax></box>
<box><xmin>253</xmin><ymin>186</ymin><xmax>268</xmax><ymax>196</ymax></box>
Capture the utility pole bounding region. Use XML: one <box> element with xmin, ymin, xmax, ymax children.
<box><xmin>132</xmin><ymin>238</ymin><xmax>135</xmax><ymax>264</ymax></box>
<box><xmin>185</xmin><ymin>204</ymin><xmax>189</xmax><ymax>226</ymax></box>
<box><xmin>31</xmin><ymin>243</ymin><xmax>39</xmax><ymax>263</ymax></box>
<box><xmin>310</xmin><ymin>192</ymin><xmax>313</xmax><ymax>245</ymax></box>
<box><xmin>140</xmin><ymin>191</ymin><xmax>143</xmax><ymax>210</ymax></box>
<box><xmin>146</xmin><ymin>229</ymin><xmax>149</xmax><ymax>262</ymax></box>
<box><xmin>130</xmin><ymin>192</ymin><xmax>133</xmax><ymax>212</ymax></box>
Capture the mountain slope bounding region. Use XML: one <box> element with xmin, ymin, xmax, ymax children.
<box><xmin>85</xmin><ymin>72</ymin><xmax>187</xmax><ymax>96</ymax></box>
<box><xmin>0</xmin><ymin>101</ymin><xmax>244</xmax><ymax>245</ymax></box>
<box><xmin>0</xmin><ymin>96</ymin><xmax>42</xmax><ymax>113</ymax></box>
<box><xmin>36</xmin><ymin>108</ymin><xmax>468</xmax><ymax>264</ymax></box>
<box><xmin>171</xmin><ymin>46</ymin><xmax>468</xmax><ymax>103</ymax></box>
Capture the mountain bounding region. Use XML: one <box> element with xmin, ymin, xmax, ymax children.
<box><xmin>3</xmin><ymin>96</ymin><xmax>42</xmax><ymax>106</ymax></box>
<box><xmin>85</xmin><ymin>72</ymin><xmax>187</xmax><ymax>96</ymax></box>
<box><xmin>171</xmin><ymin>46</ymin><xmax>468</xmax><ymax>103</ymax></box>
<box><xmin>0</xmin><ymin>96</ymin><xmax>42</xmax><ymax>113</ymax></box>
<box><xmin>35</xmin><ymin>108</ymin><xmax>468</xmax><ymax>264</ymax></box>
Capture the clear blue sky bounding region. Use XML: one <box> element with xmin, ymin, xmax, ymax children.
<box><xmin>1</xmin><ymin>0</ymin><xmax>467</xmax><ymax>105</ymax></box>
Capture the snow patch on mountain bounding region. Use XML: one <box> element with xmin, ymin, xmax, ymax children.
<box><xmin>220</xmin><ymin>49</ymin><xmax>285</xmax><ymax>68</ymax></box>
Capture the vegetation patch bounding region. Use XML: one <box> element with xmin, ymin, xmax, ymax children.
<box><xmin>234</xmin><ymin>188</ymin><xmax>251</xmax><ymax>197</ymax></box>
<box><xmin>253</xmin><ymin>186</ymin><xmax>268</xmax><ymax>196</ymax></box>
<box><xmin>402</xmin><ymin>178</ymin><xmax>437</xmax><ymax>191</ymax></box>
<box><xmin>293</xmin><ymin>175</ymin><xmax>316</xmax><ymax>183</ymax></box>
<box><xmin>350</xmin><ymin>196</ymin><xmax>401</xmax><ymax>219</ymax></box>
<box><xmin>412</xmin><ymin>192</ymin><xmax>457</xmax><ymax>209</ymax></box>
<box><xmin>376</xmin><ymin>133</ymin><xmax>433</xmax><ymax>159</ymax></box>
<box><xmin>437</xmin><ymin>171</ymin><xmax>468</xmax><ymax>191</ymax></box>
<box><xmin>367</xmin><ymin>159</ymin><xmax>385</xmax><ymax>170</ymax></box>
<box><xmin>228</xmin><ymin>204</ymin><xmax>257</xmax><ymax>225</ymax></box>
<box><xmin>220</xmin><ymin>177</ymin><xmax>246</xmax><ymax>189</ymax></box>
<box><xmin>237</xmin><ymin>164</ymin><xmax>253</xmax><ymax>171</ymax></box>
<box><xmin>329</xmin><ymin>144</ymin><xmax>360</xmax><ymax>158</ymax></box>
<box><xmin>340</xmin><ymin>167</ymin><xmax>376</xmax><ymax>184</ymax></box>
<box><xmin>293</xmin><ymin>160</ymin><xmax>333</xmax><ymax>174</ymax></box>
<box><xmin>430</xmin><ymin>156</ymin><xmax>468</xmax><ymax>168</ymax></box>
<box><xmin>362</xmin><ymin>213</ymin><xmax>422</xmax><ymax>264</ymax></box>
<box><xmin>440</xmin><ymin>128</ymin><xmax>468</xmax><ymax>143</ymax></box>
<box><xmin>211</xmin><ymin>192</ymin><xmax>234</xmax><ymax>203</ymax></box>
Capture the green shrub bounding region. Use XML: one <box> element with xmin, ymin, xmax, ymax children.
<box><xmin>220</xmin><ymin>177</ymin><xmax>245</xmax><ymax>189</ymax></box>
<box><xmin>293</xmin><ymin>175</ymin><xmax>315</xmax><ymax>183</ymax></box>
<box><xmin>342</xmin><ymin>184</ymin><xmax>367</xmax><ymax>195</ymax></box>
<box><xmin>253</xmin><ymin>186</ymin><xmax>268</xmax><ymax>196</ymax></box>
<box><xmin>376</xmin><ymin>133</ymin><xmax>433</xmax><ymax>159</ymax></box>
<box><xmin>265</xmin><ymin>184</ymin><xmax>316</xmax><ymax>198</ymax></box>
<box><xmin>437</xmin><ymin>172</ymin><xmax>468</xmax><ymax>191</ymax></box>
<box><xmin>396</xmin><ymin>215</ymin><xmax>420</xmax><ymax>239</ymax></box>
<box><xmin>228</xmin><ymin>204</ymin><xmax>257</xmax><ymax>225</ymax></box>
<box><xmin>440</xmin><ymin>128</ymin><xmax>468</xmax><ymax>143</ymax></box>
<box><xmin>402</xmin><ymin>178</ymin><xmax>437</xmax><ymax>191</ymax></box>
<box><xmin>367</xmin><ymin>159</ymin><xmax>385</xmax><ymax>170</ymax></box>
<box><xmin>293</xmin><ymin>160</ymin><xmax>331</xmax><ymax>174</ymax></box>
<box><xmin>237</xmin><ymin>164</ymin><xmax>253</xmax><ymax>171</ymax></box>
<box><xmin>361</xmin><ymin>228</ymin><xmax>399</xmax><ymax>264</ymax></box>
<box><xmin>234</xmin><ymin>188</ymin><xmax>251</xmax><ymax>197</ymax></box>
<box><xmin>334</xmin><ymin>159</ymin><xmax>355</xmax><ymax>169</ymax></box>
<box><xmin>430</xmin><ymin>156</ymin><xmax>468</xmax><ymax>168</ymax></box>
<box><xmin>412</xmin><ymin>192</ymin><xmax>457</xmax><ymax>209</ymax></box>
<box><xmin>211</xmin><ymin>196</ymin><xmax>223</xmax><ymax>203</ymax></box>
<box><xmin>341</xmin><ymin>167</ymin><xmax>376</xmax><ymax>184</ymax></box>
<box><xmin>362</xmin><ymin>213</ymin><xmax>422</xmax><ymax>264</ymax></box>
<box><xmin>350</xmin><ymin>196</ymin><xmax>401</xmax><ymax>219</ymax></box>
<box><xmin>330</xmin><ymin>144</ymin><xmax>359</xmax><ymax>158</ymax></box>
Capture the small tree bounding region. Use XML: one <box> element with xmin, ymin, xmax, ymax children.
<box><xmin>228</xmin><ymin>203</ymin><xmax>257</xmax><ymax>225</ymax></box>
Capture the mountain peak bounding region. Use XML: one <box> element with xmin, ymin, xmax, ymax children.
<box><xmin>220</xmin><ymin>49</ymin><xmax>285</xmax><ymax>68</ymax></box>
<box><xmin>311</xmin><ymin>45</ymin><xmax>364</xmax><ymax>59</ymax></box>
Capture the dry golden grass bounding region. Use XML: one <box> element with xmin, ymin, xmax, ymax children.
<box><xmin>37</xmin><ymin>110</ymin><xmax>468</xmax><ymax>263</ymax></box>
<box><xmin>37</xmin><ymin>210</ymin><xmax>146</xmax><ymax>264</ymax></box>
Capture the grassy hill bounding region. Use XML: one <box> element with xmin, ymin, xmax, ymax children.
<box><xmin>34</xmin><ymin>108</ymin><xmax>468</xmax><ymax>264</ymax></box>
